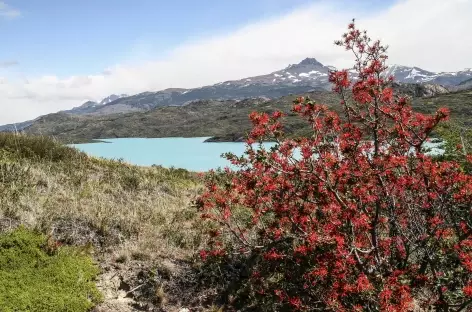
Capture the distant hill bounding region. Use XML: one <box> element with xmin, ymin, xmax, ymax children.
<box><xmin>456</xmin><ymin>77</ymin><xmax>472</xmax><ymax>91</ymax></box>
<box><xmin>0</xmin><ymin>94</ymin><xmax>128</xmax><ymax>132</ymax></box>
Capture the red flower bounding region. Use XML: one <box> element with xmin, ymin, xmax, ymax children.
<box><xmin>272</xmin><ymin>111</ymin><xmax>283</xmax><ymax>119</ymax></box>
<box><xmin>381</xmin><ymin>87</ymin><xmax>393</xmax><ymax>102</ymax></box>
<box><xmin>463</xmin><ymin>283</ymin><xmax>472</xmax><ymax>297</ymax></box>
<box><xmin>199</xmin><ymin>250</ymin><xmax>208</xmax><ymax>261</ymax></box>
<box><xmin>288</xmin><ymin>296</ymin><xmax>302</xmax><ymax>309</ymax></box>
<box><xmin>264</xmin><ymin>248</ymin><xmax>284</xmax><ymax>261</ymax></box>
<box><xmin>356</xmin><ymin>273</ymin><xmax>373</xmax><ymax>292</ymax></box>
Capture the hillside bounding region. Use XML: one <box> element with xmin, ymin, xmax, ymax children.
<box><xmin>23</xmin><ymin>88</ymin><xmax>472</xmax><ymax>143</ymax></box>
<box><xmin>0</xmin><ymin>133</ymin><xmax>209</xmax><ymax>311</ymax></box>
<box><xmin>456</xmin><ymin>77</ymin><xmax>472</xmax><ymax>91</ymax></box>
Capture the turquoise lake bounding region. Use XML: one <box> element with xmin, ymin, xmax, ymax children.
<box><xmin>71</xmin><ymin>137</ymin><xmax>444</xmax><ymax>172</ymax></box>
<box><xmin>71</xmin><ymin>137</ymin><xmax>276</xmax><ymax>172</ymax></box>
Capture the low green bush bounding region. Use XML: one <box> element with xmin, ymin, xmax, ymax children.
<box><xmin>0</xmin><ymin>227</ymin><xmax>101</xmax><ymax>312</ymax></box>
<box><xmin>0</xmin><ymin>133</ymin><xmax>87</xmax><ymax>163</ymax></box>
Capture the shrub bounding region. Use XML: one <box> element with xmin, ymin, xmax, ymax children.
<box><xmin>0</xmin><ymin>133</ymin><xmax>87</xmax><ymax>163</ymax></box>
<box><xmin>197</xmin><ymin>21</ymin><xmax>472</xmax><ymax>311</ymax></box>
<box><xmin>0</xmin><ymin>227</ymin><xmax>102</xmax><ymax>311</ymax></box>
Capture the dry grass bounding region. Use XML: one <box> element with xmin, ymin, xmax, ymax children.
<box><xmin>0</xmin><ymin>133</ymin><xmax>205</xmax><ymax>260</ymax></box>
<box><xmin>0</xmin><ymin>133</ymin><xmax>219</xmax><ymax>311</ymax></box>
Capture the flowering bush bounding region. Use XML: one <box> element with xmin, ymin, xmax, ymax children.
<box><xmin>197</xmin><ymin>21</ymin><xmax>472</xmax><ymax>311</ymax></box>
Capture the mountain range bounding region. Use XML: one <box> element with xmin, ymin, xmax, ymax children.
<box><xmin>18</xmin><ymin>89</ymin><xmax>472</xmax><ymax>144</ymax></box>
<box><xmin>1</xmin><ymin>57</ymin><xmax>471</xmax><ymax>132</ymax></box>
<box><xmin>64</xmin><ymin>58</ymin><xmax>472</xmax><ymax>117</ymax></box>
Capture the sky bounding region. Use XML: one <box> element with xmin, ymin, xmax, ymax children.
<box><xmin>0</xmin><ymin>0</ymin><xmax>471</xmax><ymax>124</ymax></box>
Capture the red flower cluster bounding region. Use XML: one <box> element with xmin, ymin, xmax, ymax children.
<box><xmin>197</xmin><ymin>21</ymin><xmax>472</xmax><ymax>311</ymax></box>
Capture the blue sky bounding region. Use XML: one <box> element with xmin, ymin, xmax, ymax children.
<box><xmin>0</xmin><ymin>0</ymin><xmax>470</xmax><ymax>124</ymax></box>
<box><xmin>0</xmin><ymin>0</ymin><xmax>392</xmax><ymax>77</ymax></box>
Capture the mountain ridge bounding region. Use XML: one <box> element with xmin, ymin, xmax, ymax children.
<box><xmin>54</xmin><ymin>58</ymin><xmax>471</xmax><ymax>118</ymax></box>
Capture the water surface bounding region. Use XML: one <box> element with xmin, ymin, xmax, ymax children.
<box><xmin>71</xmin><ymin>137</ymin><xmax>444</xmax><ymax>172</ymax></box>
<box><xmin>71</xmin><ymin>137</ymin><xmax>275</xmax><ymax>172</ymax></box>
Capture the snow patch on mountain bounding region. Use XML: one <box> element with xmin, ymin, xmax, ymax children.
<box><xmin>99</xmin><ymin>94</ymin><xmax>128</xmax><ymax>105</ymax></box>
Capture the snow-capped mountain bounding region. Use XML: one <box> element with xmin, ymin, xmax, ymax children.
<box><xmin>66</xmin><ymin>58</ymin><xmax>334</xmax><ymax>115</ymax></box>
<box><xmin>76</xmin><ymin>58</ymin><xmax>472</xmax><ymax>116</ymax></box>
<box><xmin>385</xmin><ymin>65</ymin><xmax>472</xmax><ymax>85</ymax></box>
<box><xmin>215</xmin><ymin>57</ymin><xmax>332</xmax><ymax>87</ymax></box>
<box><xmin>55</xmin><ymin>59</ymin><xmax>472</xmax><ymax>116</ymax></box>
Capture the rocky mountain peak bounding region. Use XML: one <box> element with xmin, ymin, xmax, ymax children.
<box><xmin>298</xmin><ymin>57</ymin><xmax>323</xmax><ymax>67</ymax></box>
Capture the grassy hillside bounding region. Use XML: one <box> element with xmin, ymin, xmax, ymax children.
<box><xmin>412</xmin><ymin>90</ymin><xmax>472</xmax><ymax>126</ymax></box>
<box><xmin>23</xmin><ymin>89</ymin><xmax>472</xmax><ymax>143</ymax></box>
<box><xmin>0</xmin><ymin>133</ymin><xmax>209</xmax><ymax>311</ymax></box>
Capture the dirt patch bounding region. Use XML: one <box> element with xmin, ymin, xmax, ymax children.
<box><xmin>92</xmin><ymin>255</ymin><xmax>218</xmax><ymax>312</ymax></box>
<box><xmin>93</xmin><ymin>266</ymin><xmax>137</xmax><ymax>312</ymax></box>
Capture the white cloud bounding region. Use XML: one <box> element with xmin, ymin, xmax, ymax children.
<box><xmin>0</xmin><ymin>1</ymin><xmax>20</xmax><ymax>19</ymax></box>
<box><xmin>1</xmin><ymin>0</ymin><xmax>471</xmax><ymax>124</ymax></box>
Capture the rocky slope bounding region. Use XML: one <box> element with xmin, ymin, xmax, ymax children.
<box><xmin>391</xmin><ymin>82</ymin><xmax>450</xmax><ymax>98</ymax></box>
